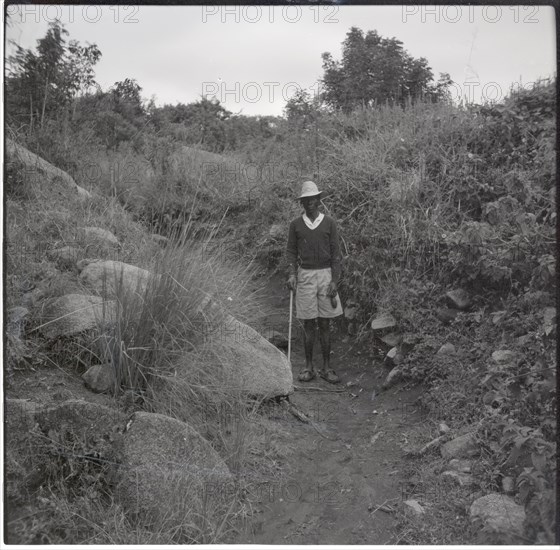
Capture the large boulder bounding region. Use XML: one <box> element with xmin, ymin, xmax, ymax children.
<box><xmin>115</xmin><ymin>412</ymin><xmax>232</xmax><ymax>527</ymax></box>
<box><xmin>470</xmin><ymin>493</ymin><xmax>526</xmax><ymax>538</ymax></box>
<box><xmin>6</xmin><ymin>138</ymin><xmax>91</xmax><ymax>200</ymax></box>
<box><xmin>209</xmin><ymin>313</ymin><xmax>294</xmax><ymax>398</ymax></box>
<box><xmin>40</xmin><ymin>294</ymin><xmax>116</xmax><ymax>339</ymax></box>
<box><xmin>78</xmin><ymin>260</ymin><xmax>152</xmax><ymax>297</ymax></box>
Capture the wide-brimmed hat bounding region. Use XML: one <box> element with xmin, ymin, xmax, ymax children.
<box><xmin>298</xmin><ymin>180</ymin><xmax>322</xmax><ymax>199</ymax></box>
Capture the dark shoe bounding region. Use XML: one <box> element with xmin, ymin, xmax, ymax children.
<box><xmin>298</xmin><ymin>369</ymin><xmax>315</xmax><ymax>382</ymax></box>
<box><xmin>319</xmin><ymin>369</ymin><xmax>340</xmax><ymax>384</ymax></box>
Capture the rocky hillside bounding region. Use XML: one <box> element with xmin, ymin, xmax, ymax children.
<box><xmin>5</xmin><ymin>141</ymin><xmax>295</xmax><ymax>543</ymax></box>
<box><xmin>4</xmin><ymin>80</ymin><xmax>556</xmax><ymax>544</ymax></box>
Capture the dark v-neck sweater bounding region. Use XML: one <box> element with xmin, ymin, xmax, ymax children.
<box><xmin>286</xmin><ymin>215</ymin><xmax>342</xmax><ymax>283</ymax></box>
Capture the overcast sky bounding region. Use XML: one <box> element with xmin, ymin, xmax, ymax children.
<box><xmin>5</xmin><ymin>4</ymin><xmax>556</xmax><ymax>117</ymax></box>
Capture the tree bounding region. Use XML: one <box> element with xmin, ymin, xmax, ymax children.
<box><xmin>284</xmin><ymin>89</ymin><xmax>323</xmax><ymax>129</ymax></box>
<box><xmin>6</xmin><ymin>21</ymin><xmax>101</xmax><ymax>129</ymax></box>
<box><xmin>67</xmin><ymin>40</ymin><xmax>102</xmax><ymax>97</ymax></box>
<box><xmin>111</xmin><ymin>78</ymin><xmax>145</xmax><ymax>116</ymax></box>
<box><xmin>321</xmin><ymin>27</ymin><xmax>444</xmax><ymax>111</ymax></box>
<box><xmin>150</xmin><ymin>97</ymin><xmax>231</xmax><ymax>152</ymax></box>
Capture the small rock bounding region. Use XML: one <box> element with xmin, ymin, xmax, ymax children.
<box><xmin>441</xmin><ymin>432</ymin><xmax>478</xmax><ymax>459</ymax></box>
<box><xmin>76</xmin><ymin>184</ymin><xmax>92</xmax><ymax>200</ymax></box>
<box><xmin>491</xmin><ymin>350</ymin><xmax>517</xmax><ymax>365</ymax></box>
<box><xmin>8</xmin><ymin>306</ymin><xmax>29</xmax><ymax>324</ymax></box>
<box><xmin>445</xmin><ymin>289</ymin><xmax>471</xmax><ymax>310</ymax></box>
<box><xmin>371</xmin><ymin>313</ymin><xmax>397</xmax><ymax>330</ymax></box>
<box><xmin>151</xmin><ymin>234</ymin><xmax>169</xmax><ymax>247</ymax></box>
<box><xmin>439</xmin><ymin>422</ymin><xmax>450</xmax><ymax>434</ymax></box>
<box><xmin>344</xmin><ymin>301</ymin><xmax>359</xmax><ymax>320</ymax></box>
<box><xmin>501</xmin><ymin>476</ymin><xmax>515</xmax><ymax>494</ymax></box>
<box><xmin>403</xmin><ymin>499</ymin><xmax>425</xmax><ymax>516</ymax></box>
<box><xmin>448</xmin><ymin>458</ymin><xmax>472</xmax><ymax>473</ymax></box>
<box><xmin>384</xmin><ymin>347</ymin><xmax>403</xmax><ymax>366</ymax></box>
<box><xmin>47</xmin><ymin>245</ymin><xmax>80</xmax><ymax>267</ymax></box>
<box><xmin>386</xmin><ymin>346</ymin><xmax>398</xmax><ymax>358</ymax></box>
<box><xmin>436</xmin><ymin>307</ymin><xmax>459</xmax><ymax>325</ymax></box>
<box><xmin>380</xmin><ymin>332</ymin><xmax>402</xmax><ymax>347</ymax></box>
<box><xmin>81</xmin><ymin>226</ymin><xmax>119</xmax><ymax>248</ymax></box>
<box><xmin>490</xmin><ymin>310</ymin><xmax>507</xmax><ymax>325</ymax></box>
<box><xmin>8</xmin><ymin>306</ymin><xmax>29</xmax><ymax>339</ymax></box>
<box><xmin>442</xmin><ymin>470</ymin><xmax>475</xmax><ymax>486</ymax></box>
<box><xmin>543</xmin><ymin>307</ymin><xmax>556</xmax><ymax>336</ymax></box>
<box><xmin>382</xmin><ymin>366</ymin><xmax>401</xmax><ymax>389</ymax></box>
<box><xmin>268</xmin><ymin>224</ymin><xmax>284</xmax><ymax>240</ymax></box>
<box><xmin>469</xmin><ymin>493</ymin><xmax>525</xmax><ymax>537</ymax></box>
<box><xmin>516</xmin><ymin>334</ymin><xmax>532</xmax><ymax>346</ymax></box>
<box><xmin>21</xmin><ymin>287</ymin><xmax>47</xmax><ymax>308</ymax></box>
<box><xmin>82</xmin><ymin>364</ymin><xmax>115</xmax><ymax>394</ymax></box>
<box><xmin>437</xmin><ymin>343</ymin><xmax>456</xmax><ymax>355</ymax></box>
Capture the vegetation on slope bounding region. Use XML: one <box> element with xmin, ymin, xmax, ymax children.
<box><xmin>5</xmin><ymin>20</ymin><xmax>556</xmax><ymax>544</ymax></box>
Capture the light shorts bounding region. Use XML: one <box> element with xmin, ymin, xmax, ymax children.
<box><xmin>295</xmin><ymin>267</ymin><xmax>343</xmax><ymax>320</ymax></box>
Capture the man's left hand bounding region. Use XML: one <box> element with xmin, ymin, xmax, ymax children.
<box><xmin>327</xmin><ymin>281</ymin><xmax>337</xmax><ymax>297</ymax></box>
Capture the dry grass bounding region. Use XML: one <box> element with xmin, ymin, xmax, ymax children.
<box><xmin>5</xmin><ymin>154</ymin><xmax>288</xmax><ymax>543</ymax></box>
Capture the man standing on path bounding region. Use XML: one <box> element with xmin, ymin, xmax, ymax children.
<box><xmin>286</xmin><ymin>181</ymin><xmax>343</xmax><ymax>384</ymax></box>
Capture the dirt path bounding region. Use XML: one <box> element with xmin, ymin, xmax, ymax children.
<box><xmin>236</xmin><ymin>273</ymin><xmax>424</xmax><ymax>544</ymax></box>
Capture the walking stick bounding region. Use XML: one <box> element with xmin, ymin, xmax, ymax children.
<box><xmin>288</xmin><ymin>289</ymin><xmax>294</xmax><ymax>363</ymax></box>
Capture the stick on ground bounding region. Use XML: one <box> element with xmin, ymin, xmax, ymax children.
<box><xmin>294</xmin><ymin>385</ymin><xmax>345</xmax><ymax>393</ymax></box>
<box><xmin>280</xmin><ymin>399</ymin><xmax>335</xmax><ymax>440</ymax></box>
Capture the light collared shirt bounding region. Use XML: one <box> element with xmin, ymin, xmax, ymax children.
<box><xmin>302</xmin><ymin>212</ymin><xmax>324</xmax><ymax>230</ymax></box>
